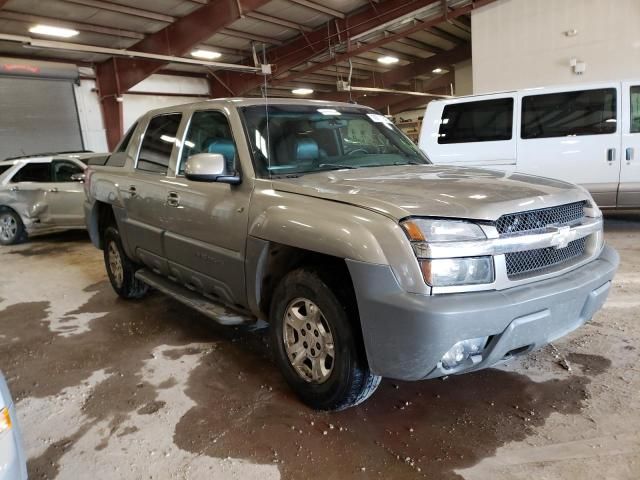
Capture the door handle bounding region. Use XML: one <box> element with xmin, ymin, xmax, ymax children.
<box><xmin>607</xmin><ymin>148</ymin><xmax>616</xmax><ymax>162</ymax></box>
<box><xmin>48</xmin><ymin>187</ymin><xmax>59</xmax><ymax>193</ymax></box>
<box><xmin>626</xmin><ymin>147</ymin><xmax>634</xmax><ymax>162</ymax></box>
<box><xmin>166</xmin><ymin>191</ymin><xmax>180</xmax><ymax>207</ymax></box>
<box><xmin>9</xmin><ymin>186</ymin><xmax>18</xmax><ymax>192</ymax></box>
<box><xmin>128</xmin><ymin>185</ymin><xmax>137</xmax><ymax>197</ymax></box>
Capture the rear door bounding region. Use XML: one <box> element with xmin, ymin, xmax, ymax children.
<box><xmin>123</xmin><ymin>112</ymin><xmax>182</xmax><ymax>274</ymax></box>
<box><xmin>419</xmin><ymin>93</ymin><xmax>517</xmax><ymax>168</ymax></box>
<box><xmin>47</xmin><ymin>159</ymin><xmax>85</xmax><ymax>226</ymax></box>
<box><xmin>7</xmin><ymin>161</ymin><xmax>56</xmax><ymax>222</ymax></box>
<box><xmin>517</xmin><ymin>85</ymin><xmax>621</xmax><ymax>207</ymax></box>
<box><xmin>619</xmin><ymin>81</ymin><xmax>640</xmax><ymax>207</ymax></box>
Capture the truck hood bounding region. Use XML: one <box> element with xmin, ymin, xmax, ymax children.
<box><xmin>271</xmin><ymin>165</ymin><xmax>590</xmax><ymax>221</ymax></box>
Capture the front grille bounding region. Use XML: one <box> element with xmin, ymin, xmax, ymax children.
<box><xmin>496</xmin><ymin>201</ymin><xmax>586</xmax><ymax>235</ymax></box>
<box><xmin>505</xmin><ymin>237</ymin><xmax>587</xmax><ymax>278</ymax></box>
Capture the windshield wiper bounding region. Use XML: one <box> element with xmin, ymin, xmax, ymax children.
<box><xmin>318</xmin><ymin>163</ymin><xmax>357</xmax><ymax>170</ymax></box>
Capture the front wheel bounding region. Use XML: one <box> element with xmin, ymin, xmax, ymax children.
<box><xmin>270</xmin><ymin>268</ymin><xmax>381</xmax><ymax>410</ymax></box>
<box><xmin>0</xmin><ymin>210</ymin><xmax>26</xmax><ymax>245</ymax></box>
<box><xmin>103</xmin><ymin>226</ymin><xmax>148</xmax><ymax>299</ymax></box>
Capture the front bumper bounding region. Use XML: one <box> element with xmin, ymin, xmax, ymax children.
<box><xmin>347</xmin><ymin>245</ymin><xmax>619</xmax><ymax>381</ymax></box>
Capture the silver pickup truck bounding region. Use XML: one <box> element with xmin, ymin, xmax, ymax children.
<box><xmin>84</xmin><ymin>98</ymin><xmax>619</xmax><ymax>410</ymax></box>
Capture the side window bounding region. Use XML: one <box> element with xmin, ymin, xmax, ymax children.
<box><xmin>0</xmin><ymin>165</ymin><xmax>12</xmax><ymax>176</ymax></box>
<box><xmin>630</xmin><ymin>86</ymin><xmax>640</xmax><ymax>133</ymax></box>
<box><xmin>179</xmin><ymin>110</ymin><xmax>236</xmax><ymax>175</ymax></box>
<box><xmin>11</xmin><ymin>162</ymin><xmax>52</xmax><ymax>183</ymax></box>
<box><xmin>52</xmin><ymin>160</ymin><xmax>83</xmax><ymax>182</ymax></box>
<box><xmin>116</xmin><ymin>122</ymin><xmax>138</xmax><ymax>153</ymax></box>
<box><xmin>136</xmin><ymin>114</ymin><xmax>182</xmax><ymax>174</ymax></box>
<box><xmin>438</xmin><ymin>98</ymin><xmax>514</xmax><ymax>144</ymax></box>
<box><xmin>521</xmin><ymin>88</ymin><xmax>616</xmax><ymax>139</ymax></box>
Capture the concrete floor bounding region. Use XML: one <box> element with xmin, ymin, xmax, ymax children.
<box><xmin>0</xmin><ymin>214</ymin><xmax>639</xmax><ymax>480</ymax></box>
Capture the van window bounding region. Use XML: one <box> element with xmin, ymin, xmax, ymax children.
<box><xmin>437</xmin><ymin>98</ymin><xmax>513</xmax><ymax>144</ymax></box>
<box><xmin>136</xmin><ymin>114</ymin><xmax>182</xmax><ymax>174</ymax></box>
<box><xmin>630</xmin><ymin>86</ymin><xmax>640</xmax><ymax>133</ymax></box>
<box><xmin>521</xmin><ymin>88</ymin><xmax>616</xmax><ymax>139</ymax></box>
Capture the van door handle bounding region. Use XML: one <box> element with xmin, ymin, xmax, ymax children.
<box><xmin>167</xmin><ymin>191</ymin><xmax>180</xmax><ymax>207</ymax></box>
<box><xmin>607</xmin><ymin>148</ymin><xmax>616</xmax><ymax>162</ymax></box>
<box><xmin>626</xmin><ymin>147</ymin><xmax>634</xmax><ymax>162</ymax></box>
<box><xmin>128</xmin><ymin>185</ymin><xmax>137</xmax><ymax>197</ymax></box>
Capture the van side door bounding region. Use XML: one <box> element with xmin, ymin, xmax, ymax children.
<box><xmin>418</xmin><ymin>94</ymin><xmax>517</xmax><ymax>169</ymax></box>
<box><xmin>619</xmin><ymin>82</ymin><xmax>640</xmax><ymax>207</ymax></box>
<box><xmin>517</xmin><ymin>85</ymin><xmax>621</xmax><ymax>207</ymax></box>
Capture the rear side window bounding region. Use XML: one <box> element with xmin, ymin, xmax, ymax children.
<box><xmin>438</xmin><ymin>98</ymin><xmax>513</xmax><ymax>144</ymax></box>
<box><xmin>521</xmin><ymin>88</ymin><xmax>616</xmax><ymax>139</ymax></box>
<box><xmin>11</xmin><ymin>162</ymin><xmax>51</xmax><ymax>182</ymax></box>
<box><xmin>136</xmin><ymin>114</ymin><xmax>182</xmax><ymax>174</ymax></box>
<box><xmin>630</xmin><ymin>86</ymin><xmax>640</xmax><ymax>133</ymax></box>
<box><xmin>0</xmin><ymin>165</ymin><xmax>12</xmax><ymax>176</ymax></box>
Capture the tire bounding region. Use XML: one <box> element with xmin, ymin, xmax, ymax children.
<box><xmin>0</xmin><ymin>209</ymin><xmax>26</xmax><ymax>245</ymax></box>
<box><xmin>270</xmin><ymin>268</ymin><xmax>381</xmax><ymax>410</ymax></box>
<box><xmin>103</xmin><ymin>226</ymin><xmax>148</xmax><ymax>299</ymax></box>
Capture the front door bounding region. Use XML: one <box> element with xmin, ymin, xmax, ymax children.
<box><xmin>48</xmin><ymin>159</ymin><xmax>85</xmax><ymax>226</ymax></box>
<box><xmin>163</xmin><ymin>109</ymin><xmax>251</xmax><ymax>307</ymax></box>
<box><xmin>619</xmin><ymin>82</ymin><xmax>640</xmax><ymax>207</ymax></box>
<box><xmin>122</xmin><ymin>112</ymin><xmax>182</xmax><ymax>275</ymax></box>
<box><xmin>516</xmin><ymin>85</ymin><xmax>621</xmax><ymax>207</ymax></box>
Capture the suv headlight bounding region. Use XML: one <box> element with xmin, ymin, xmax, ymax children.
<box><xmin>401</xmin><ymin>218</ymin><xmax>495</xmax><ymax>287</ymax></box>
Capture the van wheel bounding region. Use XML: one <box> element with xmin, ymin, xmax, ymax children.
<box><xmin>0</xmin><ymin>210</ymin><xmax>26</xmax><ymax>245</ymax></box>
<box><xmin>103</xmin><ymin>226</ymin><xmax>148</xmax><ymax>299</ymax></box>
<box><xmin>270</xmin><ymin>268</ymin><xmax>381</xmax><ymax>410</ymax></box>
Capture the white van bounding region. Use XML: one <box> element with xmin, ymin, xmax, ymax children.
<box><xmin>418</xmin><ymin>81</ymin><xmax>640</xmax><ymax>208</ymax></box>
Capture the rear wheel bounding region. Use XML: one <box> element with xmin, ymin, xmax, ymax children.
<box><xmin>270</xmin><ymin>268</ymin><xmax>381</xmax><ymax>410</ymax></box>
<box><xmin>0</xmin><ymin>210</ymin><xmax>25</xmax><ymax>245</ymax></box>
<box><xmin>103</xmin><ymin>226</ymin><xmax>148</xmax><ymax>299</ymax></box>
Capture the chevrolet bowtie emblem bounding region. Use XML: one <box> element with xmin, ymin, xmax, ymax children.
<box><xmin>549</xmin><ymin>225</ymin><xmax>572</xmax><ymax>249</ymax></box>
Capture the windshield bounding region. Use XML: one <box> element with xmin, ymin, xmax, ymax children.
<box><xmin>240</xmin><ymin>105</ymin><xmax>430</xmax><ymax>178</ymax></box>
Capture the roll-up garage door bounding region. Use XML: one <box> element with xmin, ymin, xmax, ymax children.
<box><xmin>0</xmin><ymin>58</ymin><xmax>84</xmax><ymax>160</ymax></box>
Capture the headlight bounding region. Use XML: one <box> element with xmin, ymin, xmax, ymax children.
<box><xmin>402</xmin><ymin>219</ymin><xmax>486</xmax><ymax>242</ymax></box>
<box><xmin>420</xmin><ymin>257</ymin><xmax>494</xmax><ymax>286</ymax></box>
<box><xmin>402</xmin><ymin>218</ymin><xmax>494</xmax><ymax>287</ymax></box>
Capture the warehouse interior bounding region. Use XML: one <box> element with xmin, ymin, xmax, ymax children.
<box><xmin>0</xmin><ymin>0</ymin><xmax>639</xmax><ymax>479</ymax></box>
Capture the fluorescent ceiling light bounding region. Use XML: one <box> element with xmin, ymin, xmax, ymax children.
<box><xmin>432</xmin><ymin>68</ymin><xmax>443</xmax><ymax>73</ymax></box>
<box><xmin>292</xmin><ymin>88</ymin><xmax>314</xmax><ymax>95</ymax></box>
<box><xmin>29</xmin><ymin>25</ymin><xmax>79</xmax><ymax>38</ymax></box>
<box><xmin>191</xmin><ymin>49</ymin><xmax>221</xmax><ymax>60</ymax></box>
<box><xmin>377</xmin><ymin>56</ymin><xmax>399</xmax><ymax>65</ymax></box>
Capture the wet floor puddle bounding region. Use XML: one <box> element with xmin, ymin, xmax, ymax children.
<box><xmin>0</xmin><ymin>282</ymin><xmax>611</xmax><ymax>479</ymax></box>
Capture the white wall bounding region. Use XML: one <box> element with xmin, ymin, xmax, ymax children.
<box><xmin>73</xmin><ymin>72</ymin><xmax>210</xmax><ymax>152</ymax></box>
<box><xmin>454</xmin><ymin>60</ymin><xmax>473</xmax><ymax>96</ymax></box>
<box><xmin>472</xmin><ymin>0</ymin><xmax>640</xmax><ymax>93</ymax></box>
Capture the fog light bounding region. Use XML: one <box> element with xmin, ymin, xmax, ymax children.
<box><xmin>441</xmin><ymin>337</ymin><xmax>488</xmax><ymax>369</ymax></box>
<box><xmin>0</xmin><ymin>407</ymin><xmax>11</xmax><ymax>434</ymax></box>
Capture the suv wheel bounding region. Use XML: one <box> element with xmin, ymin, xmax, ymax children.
<box><xmin>270</xmin><ymin>268</ymin><xmax>381</xmax><ymax>410</ymax></box>
<box><xmin>0</xmin><ymin>210</ymin><xmax>25</xmax><ymax>245</ymax></box>
<box><xmin>103</xmin><ymin>226</ymin><xmax>148</xmax><ymax>299</ymax></box>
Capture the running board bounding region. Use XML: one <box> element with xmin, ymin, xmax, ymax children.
<box><xmin>135</xmin><ymin>269</ymin><xmax>254</xmax><ymax>326</ymax></box>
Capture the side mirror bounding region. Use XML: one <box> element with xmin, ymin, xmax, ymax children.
<box><xmin>184</xmin><ymin>153</ymin><xmax>240</xmax><ymax>184</ymax></box>
<box><xmin>70</xmin><ymin>173</ymin><xmax>86</xmax><ymax>182</ymax></box>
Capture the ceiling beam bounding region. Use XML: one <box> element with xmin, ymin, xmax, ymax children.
<box><xmin>246</xmin><ymin>12</ymin><xmax>313</xmax><ymax>32</ymax></box>
<box><xmin>0</xmin><ymin>10</ymin><xmax>144</xmax><ymax>39</ymax></box>
<box><xmin>60</xmin><ymin>0</ymin><xmax>175</xmax><ymax>23</ymax></box>
<box><xmin>96</xmin><ymin>0</ymin><xmax>270</xmax><ymax>150</ymax></box>
<box><xmin>219</xmin><ymin>28</ymin><xmax>283</xmax><ymax>45</ymax></box>
<box><xmin>266</xmin><ymin>2</ymin><xmax>482</xmax><ymax>88</ymax></box>
<box><xmin>210</xmin><ymin>0</ymin><xmax>447</xmax><ymax>97</ymax></box>
<box><xmin>287</xmin><ymin>0</ymin><xmax>345</xmax><ymax>19</ymax></box>
<box><xmin>0</xmin><ymin>0</ymin><xmax>9</xmax><ymax>8</ymax></box>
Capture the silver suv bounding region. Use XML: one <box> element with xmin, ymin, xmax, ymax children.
<box><xmin>0</xmin><ymin>152</ymin><xmax>92</xmax><ymax>244</ymax></box>
<box><xmin>84</xmin><ymin>99</ymin><xmax>619</xmax><ymax>410</ymax></box>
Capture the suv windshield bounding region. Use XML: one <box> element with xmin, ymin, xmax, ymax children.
<box><xmin>240</xmin><ymin>105</ymin><xmax>429</xmax><ymax>178</ymax></box>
